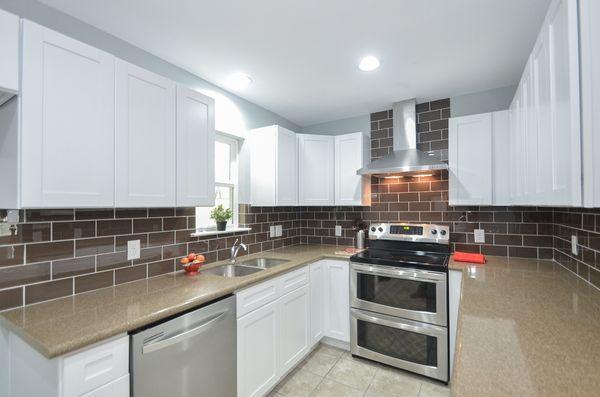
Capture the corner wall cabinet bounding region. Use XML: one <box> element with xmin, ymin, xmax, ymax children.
<box><xmin>449</xmin><ymin>0</ymin><xmax>586</xmax><ymax>207</ymax></box>
<box><xmin>298</xmin><ymin>134</ymin><xmax>335</xmax><ymax>206</ymax></box>
<box><xmin>250</xmin><ymin>125</ymin><xmax>298</xmax><ymax>206</ymax></box>
<box><xmin>0</xmin><ymin>9</ymin><xmax>19</xmax><ymax>98</ymax></box>
<box><xmin>0</xmin><ymin>19</ymin><xmax>215</xmax><ymax>209</ymax></box>
<box><xmin>334</xmin><ymin>132</ymin><xmax>371</xmax><ymax>206</ymax></box>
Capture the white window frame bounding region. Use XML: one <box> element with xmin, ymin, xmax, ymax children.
<box><xmin>195</xmin><ymin>133</ymin><xmax>239</xmax><ymax>230</ymax></box>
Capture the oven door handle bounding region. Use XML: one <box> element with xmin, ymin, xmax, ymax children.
<box><xmin>351</xmin><ymin>308</ymin><xmax>446</xmax><ymax>337</ymax></box>
<box><xmin>350</xmin><ymin>262</ymin><xmax>445</xmax><ymax>282</ymax></box>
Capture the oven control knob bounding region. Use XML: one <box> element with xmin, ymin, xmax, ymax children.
<box><xmin>378</xmin><ymin>227</ymin><xmax>383</xmax><ymax>232</ymax></box>
<box><xmin>440</xmin><ymin>230</ymin><xmax>447</xmax><ymax>236</ymax></box>
<box><xmin>371</xmin><ymin>227</ymin><xmax>376</xmax><ymax>232</ymax></box>
<box><xmin>431</xmin><ymin>229</ymin><xmax>437</xmax><ymax>235</ymax></box>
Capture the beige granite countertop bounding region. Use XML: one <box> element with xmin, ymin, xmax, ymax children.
<box><xmin>449</xmin><ymin>256</ymin><xmax>600</xmax><ymax>397</ymax></box>
<box><xmin>0</xmin><ymin>244</ymin><xmax>351</xmax><ymax>359</ymax></box>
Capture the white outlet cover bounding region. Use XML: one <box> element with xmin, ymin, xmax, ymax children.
<box><xmin>474</xmin><ymin>229</ymin><xmax>485</xmax><ymax>243</ymax></box>
<box><xmin>127</xmin><ymin>239</ymin><xmax>141</xmax><ymax>260</ymax></box>
<box><xmin>571</xmin><ymin>235</ymin><xmax>578</xmax><ymax>256</ymax></box>
<box><xmin>269</xmin><ymin>226</ymin><xmax>276</xmax><ymax>238</ymax></box>
<box><xmin>335</xmin><ymin>225</ymin><xmax>342</xmax><ymax>237</ymax></box>
<box><xmin>275</xmin><ymin>225</ymin><xmax>283</xmax><ymax>237</ymax></box>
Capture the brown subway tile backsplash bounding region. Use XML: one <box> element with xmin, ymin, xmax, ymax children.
<box><xmin>75</xmin><ymin>237</ymin><xmax>114</xmax><ymax>256</ymax></box>
<box><xmin>25</xmin><ymin>279</ymin><xmax>73</xmax><ymax>305</ymax></box>
<box><xmin>0</xmin><ymin>262</ymin><xmax>50</xmax><ymax>289</ymax></box>
<box><xmin>0</xmin><ymin>245</ymin><xmax>24</xmax><ymax>267</ymax></box>
<box><xmin>26</xmin><ymin>241</ymin><xmax>74</xmax><ymax>263</ymax></box>
<box><xmin>0</xmin><ymin>223</ymin><xmax>51</xmax><ymax>245</ymax></box>
<box><xmin>75</xmin><ymin>271</ymin><xmax>114</xmax><ymax>294</ymax></box>
<box><xmin>0</xmin><ymin>287</ymin><xmax>23</xmax><ymax>311</ymax></box>
<box><xmin>52</xmin><ymin>221</ymin><xmax>96</xmax><ymax>240</ymax></box>
<box><xmin>52</xmin><ymin>256</ymin><xmax>96</xmax><ymax>279</ymax></box>
<box><xmin>97</xmin><ymin>219</ymin><xmax>132</xmax><ymax>236</ymax></box>
<box><xmin>115</xmin><ymin>264</ymin><xmax>147</xmax><ymax>285</ymax></box>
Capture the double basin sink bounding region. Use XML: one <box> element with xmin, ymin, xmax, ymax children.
<box><xmin>202</xmin><ymin>258</ymin><xmax>289</xmax><ymax>277</ymax></box>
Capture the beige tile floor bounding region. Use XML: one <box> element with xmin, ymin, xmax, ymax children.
<box><xmin>268</xmin><ymin>344</ymin><xmax>450</xmax><ymax>397</ymax></box>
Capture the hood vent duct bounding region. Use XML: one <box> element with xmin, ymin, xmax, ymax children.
<box><xmin>357</xmin><ymin>99</ymin><xmax>448</xmax><ymax>176</ymax></box>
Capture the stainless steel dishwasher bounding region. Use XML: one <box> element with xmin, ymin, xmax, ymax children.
<box><xmin>130</xmin><ymin>295</ymin><xmax>236</xmax><ymax>397</ymax></box>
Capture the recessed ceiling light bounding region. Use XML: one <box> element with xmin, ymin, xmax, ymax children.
<box><xmin>227</xmin><ymin>72</ymin><xmax>252</xmax><ymax>90</ymax></box>
<box><xmin>359</xmin><ymin>56</ymin><xmax>380</xmax><ymax>72</ymax></box>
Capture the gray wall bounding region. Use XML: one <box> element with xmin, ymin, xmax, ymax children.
<box><xmin>301</xmin><ymin>114</ymin><xmax>371</xmax><ymax>136</ymax></box>
<box><xmin>0</xmin><ymin>0</ymin><xmax>301</xmax><ymax>204</ymax></box>
<box><xmin>450</xmin><ymin>85</ymin><xmax>517</xmax><ymax>117</ymax></box>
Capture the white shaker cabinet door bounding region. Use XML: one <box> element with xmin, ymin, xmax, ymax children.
<box><xmin>276</xmin><ymin>127</ymin><xmax>298</xmax><ymax>205</ymax></box>
<box><xmin>544</xmin><ymin>0</ymin><xmax>582</xmax><ymax>206</ymax></box>
<box><xmin>176</xmin><ymin>85</ymin><xmax>215</xmax><ymax>207</ymax></box>
<box><xmin>115</xmin><ymin>59</ymin><xmax>176</xmax><ymax>207</ymax></box>
<box><xmin>21</xmin><ymin>20</ymin><xmax>115</xmax><ymax>208</ymax></box>
<box><xmin>0</xmin><ymin>9</ymin><xmax>19</xmax><ymax>94</ymax></box>
<box><xmin>298</xmin><ymin>134</ymin><xmax>335</xmax><ymax>205</ymax></box>
<box><xmin>335</xmin><ymin>132</ymin><xmax>370</xmax><ymax>205</ymax></box>
<box><xmin>324</xmin><ymin>260</ymin><xmax>350</xmax><ymax>343</ymax></box>
<box><xmin>278</xmin><ymin>284</ymin><xmax>310</xmax><ymax>375</ymax></box>
<box><xmin>580</xmin><ymin>0</ymin><xmax>600</xmax><ymax>207</ymax></box>
<box><xmin>237</xmin><ymin>300</ymin><xmax>279</xmax><ymax>397</ymax></box>
<box><xmin>448</xmin><ymin>113</ymin><xmax>492</xmax><ymax>206</ymax></box>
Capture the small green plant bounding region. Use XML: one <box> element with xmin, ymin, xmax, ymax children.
<box><xmin>210</xmin><ymin>205</ymin><xmax>233</xmax><ymax>222</ymax></box>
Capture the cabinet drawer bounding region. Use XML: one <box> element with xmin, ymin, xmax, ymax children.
<box><xmin>81</xmin><ymin>374</ymin><xmax>129</xmax><ymax>397</ymax></box>
<box><xmin>237</xmin><ymin>278</ymin><xmax>280</xmax><ymax>318</ymax></box>
<box><xmin>62</xmin><ymin>335</ymin><xmax>129</xmax><ymax>397</ymax></box>
<box><xmin>279</xmin><ymin>266</ymin><xmax>309</xmax><ymax>295</ymax></box>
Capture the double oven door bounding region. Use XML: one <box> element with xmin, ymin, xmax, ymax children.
<box><xmin>350</xmin><ymin>262</ymin><xmax>448</xmax><ymax>382</ymax></box>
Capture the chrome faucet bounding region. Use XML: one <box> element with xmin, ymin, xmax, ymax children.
<box><xmin>230</xmin><ymin>239</ymin><xmax>247</xmax><ymax>263</ymax></box>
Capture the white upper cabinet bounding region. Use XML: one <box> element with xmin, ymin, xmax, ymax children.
<box><xmin>250</xmin><ymin>125</ymin><xmax>298</xmax><ymax>206</ymax></box>
<box><xmin>298</xmin><ymin>134</ymin><xmax>335</xmax><ymax>206</ymax></box>
<box><xmin>334</xmin><ymin>132</ymin><xmax>371</xmax><ymax>206</ymax></box>
<box><xmin>20</xmin><ymin>20</ymin><xmax>115</xmax><ymax>208</ymax></box>
<box><xmin>115</xmin><ymin>59</ymin><xmax>177</xmax><ymax>207</ymax></box>
<box><xmin>448</xmin><ymin>113</ymin><xmax>492</xmax><ymax>206</ymax></box>
<box><xmin>491</xmin><ymin>111</ymin><xmax>511</xmax><ymax>205</ymax></box>
<box><xmin>176</xmin><ymin>86</ymin><xmax>215</xmax><ymax>207</ymax></box>
<box><xmin>0</xmin><ymin>9</ymin><xmax>19</xmax><ymax>96</ymax></box>
<box><xmin>542</xmin><ymin>0</ymin><xmax>581</xmax><ymax>206</ymax></box>
<box><xmin>580</xmin><ymin>0</ymin><xmax>600</xmax><ymax>207</ymax></box>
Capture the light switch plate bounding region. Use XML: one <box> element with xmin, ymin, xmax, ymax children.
<box><xmin>275</xmin><ymin>225</ymin><xmax>283</xmax><ymax>237</ymax></box>
<box><xmin>269</xmin><ymin>226</ymin><xmax>276</xmax><ymax>238</ymax></box>
<box><xmin>571</xmin><ymin>235</ymin><xmax>578</xmax><ymax>256</ymax></box>
<box><xmin>127</xmin><ymin>240</ymin><xmax>141</xmax><ymax>260</ymax></box>
<box><xmin>335</xmin><ymin>225</ymin><xmax>342</xmax><ymax>237</ymax></box>
<box><xmin>474</xmin><ymin>229</ymin><xmax>485</xmax><ymax>243</ymax></box>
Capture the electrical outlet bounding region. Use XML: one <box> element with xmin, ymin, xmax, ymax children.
<box><xmin>269</xmin><ymin>226</ymin><xmax>276</xmax><ymax>238</ymax></box>
<box><xmin>571</xmin><ymin>235</ymin><xmax>578</xmax><ymax>256</ymax></box>
<box><xmin>474</xmin><ymin>229</ymin><xmax>485</xmax><ymax>243</ymax></box>
<box><xmin>127</xmin><ymin>239</ymin><xmax>141</xmax><ymax>260</ymax></box>
<box><xmin>275</xmin><ymin>225</ymin><xmax>283</xmax><ymax>237</ymax></box>
<box><xmin>335</xmin><ymin>225</ymin><xmax>342</xmax><ymax>237</ymax></box>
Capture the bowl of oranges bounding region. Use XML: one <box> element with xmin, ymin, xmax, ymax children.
<box><xmin>180</xmin><ymin>252</ymin><xmax>205</xmax><ymax>275</ymax></box>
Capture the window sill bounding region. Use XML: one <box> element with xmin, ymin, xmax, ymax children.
<box><xmin>191</xmin><ymin>227</ymin><xmax>252</xmax><ymax>238</ymax></box>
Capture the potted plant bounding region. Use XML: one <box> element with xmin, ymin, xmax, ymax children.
<box><xmin>210</xmin><ymin>205</ymin><xmax>233</xmax><ymax>231</ymax></box>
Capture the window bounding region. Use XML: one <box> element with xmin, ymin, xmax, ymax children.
<box><xmin>195</xmin><ymin>134</ymin><xmax>239</xmax><ymax>230</ymax></box>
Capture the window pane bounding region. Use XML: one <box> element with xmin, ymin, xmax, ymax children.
<box><xmin>215</xmin><ymin>140</ymin><xmax>231</xmax><ymax>182</ymax></box>
<box><xmin>195</xmin><ymin>185</ymin><xmax>234</xmax><ymax>229</ymax></box>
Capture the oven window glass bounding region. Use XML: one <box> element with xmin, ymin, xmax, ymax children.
<box><xmin>356</xmin><ymin>274</ymin><xmax>436</xmax><ymax>312</ymax></box>
<box><xmin>357</xmin><ymin>320</ymin><xmax>438</xmax><ymax>367</ymax></box>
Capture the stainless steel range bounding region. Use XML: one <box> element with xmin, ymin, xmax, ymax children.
<box><xmin>349</xmin><ymin>223</ymin><xmax>451</xmax><ymax>382</ymax></box>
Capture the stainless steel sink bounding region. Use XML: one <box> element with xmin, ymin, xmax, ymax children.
<box><xmin>202</xmin><ymin>264</ymin><xmax>264</xmax><ymax>277</ymax></box>
<box><xmin>235</xmin><ymin>258</ymin><xmax>289</xmax><ymax>269</ymax></box>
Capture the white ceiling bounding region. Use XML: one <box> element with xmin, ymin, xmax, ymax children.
<box><xmin>38</xmin><ymin>0</ymin><xmax>551</xmax><ymax>126</ymax></box>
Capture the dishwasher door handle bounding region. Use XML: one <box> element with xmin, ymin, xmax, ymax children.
<box><xmin>142</xmin><ymin>310</ymin><xmax>228</xmax><ymax>354</ymax></box>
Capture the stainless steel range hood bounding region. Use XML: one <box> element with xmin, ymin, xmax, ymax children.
<box><xmin>357</xmin><ymin>99</ymin><xmax>448</xmax><ymax>176</ymax></box>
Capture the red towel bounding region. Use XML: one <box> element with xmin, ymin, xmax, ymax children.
<box><xmin>454</xmin><ymin>251</ymin><xmax>486</xmax><ymax>264</ymax></box>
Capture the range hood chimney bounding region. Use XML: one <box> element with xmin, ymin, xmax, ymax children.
<box><xmin>357</xmin><ymin>99</ymin><xmax>448</xmax><ymax>176</ymax></box>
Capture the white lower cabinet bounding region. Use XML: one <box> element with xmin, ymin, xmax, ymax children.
<box><xmin>237</xmin><ymin>300</ymin><xmax>280</xmax><ymax>397</ymax></box>
<box><xmin>237</xmin><ymin>260</ymin><xmax>350</xmax><ymax>397</ymax></box>
<box><xmin>323</xmin><ymin>260</ymin><xmax>350</xmax><ymax>343</ymax></box>
<box><xmin>278</xmin><ymin>284</ymin><xmax>310</xmax><ymax>374</ymax></box>
<box><xmin>4</xmin><ymin>332</ymin><xmax>129</xmax><ymax>397</ymax></box>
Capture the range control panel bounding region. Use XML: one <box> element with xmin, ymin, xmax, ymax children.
<box><xmin>369</xmin><ymin>223</ymin><xmax>450</xmax><ymax>245</ymax></box>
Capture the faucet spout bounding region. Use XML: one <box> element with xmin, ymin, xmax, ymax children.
<box><xmin>230</xmin><ymin>239</ymin><xmax>247</xmax><ymax>263</ymax></box>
